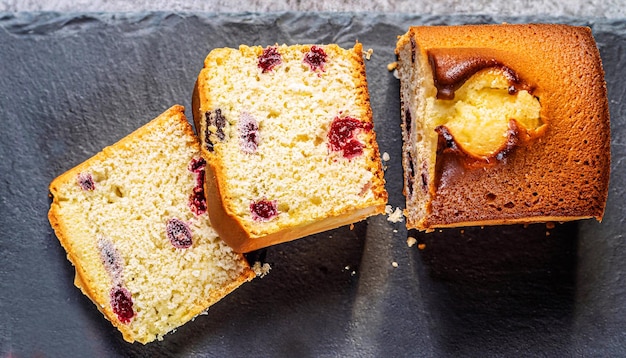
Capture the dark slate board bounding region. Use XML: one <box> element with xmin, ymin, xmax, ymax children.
<box><xmin>1</xmin><ymin>12</ymin><xmax>625</xmax><ymax>357</ymax></box>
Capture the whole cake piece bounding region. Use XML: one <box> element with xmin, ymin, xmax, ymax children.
<box><xmin>48</xmin><ymin>105</ymin><xmax>255</xmax><ymax>344</ymax></box>
<box><xmin>192</xmin><ymin>43</ymin><xmax>388</xmax><ymax>252</ymax></box>
<box><xmin>396</xmin><ymin>24</ymin><xmax>611</xmax><ymax>231</ymax></box>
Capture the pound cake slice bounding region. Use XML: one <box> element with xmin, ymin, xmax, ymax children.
<box><xmin>48</xmin><ymin>105</ymin><xmax>255</xmax><ymax>344</ymax></box>
<box><xmin>192</xmin><ymin>43</ymin><xmax>388</xmax><ymax>252</ymax></box>
<box><xmin>396</xmin><ymin>24</ymin><xmax>610</xmax><ymax>231</ymax></box>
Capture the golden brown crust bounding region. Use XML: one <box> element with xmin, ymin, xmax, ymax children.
<box><xmin>398</xmin><ymin>24</ymin><xmax>610</xmax><ymax>230</ymax></box>
<box><xmin>350</xmin><ymin>42</ymin><xmax>389</xmax><ymax>204</ymax></box>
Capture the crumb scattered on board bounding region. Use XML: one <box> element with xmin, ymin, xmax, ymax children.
<box><xmin>392</xmin><ymin>261</ymin><xmax>398</xmax><ymax>268</ymax></box>
<box><xmin>344</xmin><ymin>265</ymin><xmax>356</xmax><ymax>276</ymax></box>
<box><xmin>365</xmin><ymin>48</ymin><xmax>374</xmax><ymax>60</ymax></box>
<box><xmin>385</xmin><ymin>205</ymin><xmax>404</xmax><ymax>223</ymax></box>
<box><xmin>406</xmin><ymin>236</ymin><xmax>417</xmax><ymax>247</ymax></box>
<box><xmin>381</xmin><ymin>152</ymin><xmax>390</xmax><ymax>171</ymax></box>
<box><xmin>252</xmin><ymin>261</ymin><xmax>271</xmax><ymax>278</ymax></box>
<box><xmin>387</xmin><ymin>62</ymin><xmax>399</xmax><ymax>79</ymax></box>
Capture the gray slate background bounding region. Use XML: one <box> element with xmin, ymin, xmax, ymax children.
<box><xmin>1</xmin><ymin>4</ymin><xmax>625</xmax><ymax>358</ymax></box>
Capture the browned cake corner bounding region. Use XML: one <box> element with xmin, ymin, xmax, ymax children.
<box><xmin>396</xmin><ymin>24</ymin><xmax>610</xmax><ymax>231</ymax></box>
<box><xmin>192</xmin><ymin>43</ymin><xmax>388</xmax><ymax>252</ymax></box>
<box><xmin>48</xmin><ymin>105</ymin><xmax>255</xmax><ymax>344</ymax></box>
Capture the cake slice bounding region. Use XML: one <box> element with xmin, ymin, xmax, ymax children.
<box><xmin>48</xmin><ymin>105</ymin><xmax>255</xmax><ymax>344</ymax></box>
<box><xmin>396</xmin><ymin>24</ymin><xmax>611</xmax><ymax>231</ymax></box>
<box><xmin>192</xmin><ymin>43</ymin><xmax>388</xmax><ymax>253</ymax></box>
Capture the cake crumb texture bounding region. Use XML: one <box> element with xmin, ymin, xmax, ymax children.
<box><xmin>48</xmin><ymin>105</ymin><xmax>255</xmax><ymax>344</ymax></box>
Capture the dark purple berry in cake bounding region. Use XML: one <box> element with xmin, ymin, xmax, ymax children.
<box><xmin>327</xmin><ymin>116</ymin><xmax>372</xmax><ymax>159</ymax></box>
<box><xmin>189</xmin><ymin>186</ymin><xmax>207</xmax><ymax>216</ymax></box>
<box><xmin>166</xmin><ymin>218</ymin><xmax>193</xmax><ymax>249</ymax></box>
<box><xmin>204</xmin><ymin>109</ymin><xmax>227</xmax><ymax>152</ymax></box>
<box><xmin>188</xmin><ymin>157</ymin><xmax>206</xmax><ymax>173</ymax></box>
<box><xmin>250</xmin><ymin>199</ymin><xmax>278</xmax><ymax>222</ymax></box>
<box><xmin>404</xmin><ymin>107</ymin><xmax>412</xmax><ymax>132</ymax></box>
<box><xmin>239</xmin><ymin>112</ymin><xmax>260</xmax><ymax>154</ymax></box>
<box><xmin>77</xmin><ymin>172</ymin><xmax>95</xmax><ymax>191</ymax></box>
<box><xmin>258</xmin><ymin>46</ymin><xmax>282</xmax><ymax>73</ymax></box>
<box><xmin>110</xmin><ymin>286</ymin><xmax>134</xmax><ymax>324</ymax></box>
<box><xmin>97</xmin><ymin>237</ymin><xmax>123</xmax><ymax>281</ymax></box>
<box><xmin>303</xmin><ymin>45</ymin><xmax>328</xmax><ymax>72</ymax></box>
<box><xmin>188</xmin><ymin>157</ymin><xmax>208</xmax><ymax>216</ymax></box>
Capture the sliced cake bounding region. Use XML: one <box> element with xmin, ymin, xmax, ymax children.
<box><xmin>48</xmin><ymin>105</ymin><xmax>255</xmax><ymax>344</ymax></box>
<box><xmin>396</xmin><ymin>24</ymin><xmax>611</xmax><ymax>231</ymax></box>
<box><xmin>192</xmin><ymin>43</ymin><xmax>388</xmax><ymax>252</ymax></box>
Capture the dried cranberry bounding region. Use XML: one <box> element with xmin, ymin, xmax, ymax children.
<box><xmin>188</xmin><ymin>157</ymin><xmax>207</xmax><ymax>216</ymax></box>
<box><xmin>250</xmin><ymin>199</ymin><xmax>278</xmax><ymax>222</ymax></box>
<box><xmin>239</xmin><ymin>112</ymin><xmax>259</xmax><ymax>154</ymax></box>
<box><xmin>341</xmin><ymin>140</ymin><xmax>365</xmax><ymax>158</ymax></box>
<box><xmin>258</xmin><ymin>46</ymin><xmax>282</xmax><ymax>73</ymax></box>
<box><xmin>189</xmin><ymin>186</ymin><xmax>207</xmax><ymax>216</ymax></box>
<box><xmin>303</xmin><ymin>45</ymin><xmax>327</xmax><ymax>72</ymax></box>
<box><xmin>77</xmin><ymin>173</ymin><xmax>95</xmax><ymax>191</ymax></box>
<box><xmin>204</xmin><ymin>109</ymin><xmax>226</xmax><ymax>152</ymax></box>
<box><xmin>166</xmin><ymin>218</ymin><xmax>193</xmax><ymax>248</ymax></box>
<box><xmin>404</xmin><ymin>108</ymin><xmax>412</xmax><ymax>132</ymax></box>
<box><xmin>97</xmin><ymin>237</ymin><xmax>122</xmax><ymax>280</ymax></box>
<box><xmin>110</xmin><ymin>286</ymin><xmax>134</xmax><ymax>324</ymax></box>
<box><xmin>327</xmin><ymin>116</ymin><xmax>371</xmax><ymax>159</ymax></box>
<box><xmin>188</xmin><ymin>157</ymin><xmax>206</xmax><ymax>173</ymax></box>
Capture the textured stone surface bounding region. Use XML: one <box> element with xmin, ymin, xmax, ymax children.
<box><xmin>2</xmin><ymin>0</ymin><xmax>626</xmax><ymax>18</ymax></box>
<box><xmin>0</xmin><ymin>11</ymin><xmax>624</xmax><ymax>357</ymax></box>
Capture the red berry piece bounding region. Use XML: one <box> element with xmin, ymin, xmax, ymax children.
<box><xmin>258</xmin><ymin>46</ymin><xmax>282</xmax><ymax>73</ymax></box>
<box><xmin>188</xmin><ymin>157</ymin><xmax>207</xmax><ymax>216</ymax></box>
<box><xmin>204</xmin><ymin>109</ymin><xmax>227</xmax><ymax>152</ymax></box>
<box><xmin>327</xmin><ymin>116</ymin><xmax>372</xmax><ymax>159</ymax></box>
<box><xmin>239</xmin><ymin>112</ymin><xmax>259</xmax><ymax>154</ymax></box>
<box><xmin>77</xmin><ymin>173</ymin><xmax>95</xmax><ymax>191</ymax></box>
<box><xmin>250</xmin><ymin>199</ymin><xmax>278</xmax><ymax>222</ymax></box>
<box><xmin>110</xmin><ymin>286</ymin><xmax>134</xmax><ymax>324</ymax></box>
<box><xmin>303</xmin><ymin>45</ymin><xmax>328</xmax><ymax>72</ymax></box>
<box><xmin>341</xmin><ymin>140</ymin><xmax>365</xmax><ymax>159</ymax></box>
<box><xmin>188</xmin><ymin>157</ymin><xmax>206</xmax><ymax>173</ymax></box>
<box><xmin>189</xmin><ymin>185</ymin><xmax>207</xmax><ymax>216</ymax></box>
<box><xmin>166</xmin><ymin>218</ymin><xmax>193</xmax><ymax>249</ymax></box>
